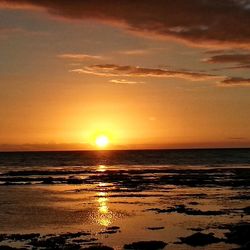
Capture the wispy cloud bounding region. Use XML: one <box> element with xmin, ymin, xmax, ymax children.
<box><xmin>71</xmin><ymin>64</ymin><xmax>217</xmax><ymax>81</ymax></box>
<box><xmin>1</xmin><ymin>0</ymin><xmax>250</xmax><ymax>47</ymax></box>
<box><xmin>0</xmin><ymin>27</ymin><xmax>46</xmax><ymax>38</ymax></box>
<box><xmin>220</xmin><ymin>77</ymin><xmax>250</xmax><ymax>86</ymax></box>
<box><xmin>204</xmin><ymin>53</ymin><xmax>250</xmax><ymax>65</ymax></box>
<box><xmin>109</xmin><ymin>79</ymin><xmax>144</xmax><ymax>84</ymax></box>
<box><xmin>118</xmin><ymin>49</ymin><xmax>150</xmax><ymax>56</ymax></box>
<box><xmin>58</xmin><ymin>53</ymin><xmax>104</xmax><ymax>61</ymax></box>
<box><xmin>203</xmin><ymin>52</ymin><xmax>250</xmax><ymax>71</ymax></box>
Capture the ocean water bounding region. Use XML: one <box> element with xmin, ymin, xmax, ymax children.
<box><xmin>0</xmin><ymin>149</ymin><xmax>249</xmax><ymax>249</ymax></box>
<box><xmin>0</xmin><ymin>148</ymin><xmax>250</xmax><ymax>167</ymax></box>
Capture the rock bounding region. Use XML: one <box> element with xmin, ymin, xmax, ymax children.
<box><xmin>147</xmin><ymin>227</ymin><xmax>165</xmax><ymax>230</ymax></box>
<box><xmin>83</xmin><ymin>246</ymin><xmax>114</xmax><ymax>250</ymax></box>
<box><xmin>188</xmin><ymin>227</ymin><xmax>204</xmax><ymax>232</ymax></box>
<box><xmin>67</xmin><ymin>178</ymin><xmax>84</xmax><ymax>184</ymax></box>
<box><xmin>0</xmin><ymin>246</ymin><xmax>27</xmax><ymax>250</ymax></box>
<box><xmin>124</xmin><ymin>240</ymin><xmax>167</xmax><ymax>250</ymax></box>
<box><xmin>99</xmin><ymin>226</ymin><xmax>120</xmax><ymax>235</ymax></box>
<box><xmin>8</xmin><ymin>233</ymin><xmax>40</xmax><ymax>241</ymax></box>
<box><xmin>188</xmin><ymin>201</ymin><xmax>199</xmax><ymax>205</ymax></box>
<box><xmin>225</xmin><ymin>223</ymin><xmax>250</xmax><ymax>245</ymax></box>
<box><xmin>106</xmin><ymin>226</ymin><xmax>120</xmax><ymax>231</ymax></box>
<box><xmin>0</xmin><ymin>234</ymin><xmax>7</xmax><ymax>242</ymax></box>
<box><xmin>179</xmin><ymin>232</ymin><xmax>222</xmax><ymax>246</ymax></box>
<box><xmin>148</xmin><ymin>204</ymin><xmax>225</xmax><ymax>216</ymax></box>
<box><xmin>42</xmin><ymin>177</ymin><xmax>54</xmax><ymax>184</ymax></box>
<box><xmin>243</xmin><ymin>206</ymin><xmax>250</xmax><ymax>215</ymax></box>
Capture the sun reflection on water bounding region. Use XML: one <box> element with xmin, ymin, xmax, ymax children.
<box><xmin>95</xmin><ymin>171</ymin><xmax>114</xmax><ymax>226</ymax></box>
<box><xmin>97</xmin><ymin>165</ymin><xmax>106</xmax><ymax>172</ymax></box>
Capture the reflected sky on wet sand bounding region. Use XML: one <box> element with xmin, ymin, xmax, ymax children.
<box><xmin>0</xmin><ymin>164</ymin><xmax>249</xmax><ymax>249</ymax></box>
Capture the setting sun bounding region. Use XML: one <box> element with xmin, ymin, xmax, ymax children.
<box><xmin>95</xmin><ymin>135</ymin><xmax>109</xmax><ymax>148</ymax></box>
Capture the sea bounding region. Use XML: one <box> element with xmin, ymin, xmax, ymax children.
<box><xmin>0</xmin><ymin>148</ymin><xmax>249</xmax><ymax>249</ymax></box>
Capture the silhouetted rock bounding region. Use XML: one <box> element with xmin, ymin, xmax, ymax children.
<box><xmin>99</xmin><ymin>226</ymin><xmax>120</xmax><ymax>235</ymax></box>
<box><xmin>124</xmin><ymin>240</ymin><xmax>167</xmax><ymax>249</ymax></box>
<box><xmin>60</xmin><ymin>231</ymin><xmax>91</xmax><ymax>238</ymax></box>
<box><xmin>83</xmin><ymin>246</ymin><xmax>114</xmax><ymax>250</ymax></box>
<box><xmin>42</xmin><ymin>177</ymin><xmax>54</xmax><ymax>184</ymax></box>
<box><xmin>8</xmin><ymin>233</ymin><xmax>40</xmax><ymax>241</ymax></box>
<box><xmin>146</xmin><ymin>227</ymin><xmax>165</xmax><ymax>230</ymax></box>
<box><xmin>148</xmin><ymin>204</ymin><xmax>225</xmax><ymax>215</ymax></box>
<box><xmin>30</xmin><ymin>236</ymin><xmax>66</xmax><ymax>248</ymax></box>
<box><xmin>72</xmin><ymin>238</ymin><xmax>97</xmax><ymax>243</ymax></box>
<box><xmin>106</xmin><ymin>226</ymin><xmax>120</xmax><ymax>230</ymax></box>
<box><xmin>188</xmin><ymin>201</ymin><xmax>199</xmax><ymax>205</ymax></box>
<box><xmin>0</xmin><ymin>234</ymin><xmax>7</xmax><ymax>242</ymax></box>
<box><xmin>179</xmin><ymin>232</ymin><xmax>222</xmax><ymax>246</ymax></box>
<box><xmin>243</xmin><ymin>206</ymin><xmax>250</xmax><ymax>215</ymax></box>
<box><xmin>224</xmin><ymin>223</ymin><xmax>250</xmax><ymax>245</ymax></box>
<box><xmin>0</xmin><ymin>246</ymin><xmax>27</xmax><ymax>250</ymax></box>
<box><xmin>188</xmin><ymin>227</ymin><xmax>204</xmax><ymax>232</ymax></box>
<box><xmin>67</xmin><ymin>178</ymin><xmax>84</xmax><ymax>184</ymax></box>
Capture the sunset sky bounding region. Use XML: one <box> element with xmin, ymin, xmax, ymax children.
<box><xmin>0</xmin><ymin>0</ymin><xmax>250</xmax><ymax>151</ymax></box>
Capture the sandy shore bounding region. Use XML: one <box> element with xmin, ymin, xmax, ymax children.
<box><xmin>0</xmin><ymin>165</ymin><xmax>249</xmax><ymax>249</ymax></box>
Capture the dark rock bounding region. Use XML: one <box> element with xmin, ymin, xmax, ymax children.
<box><xmin>42</xmin><ymin>177</ymin><xmax>54</xmax><ymax>184</ymax></box>
<box><xmin>0</xmin><ymin>234</ymin><xmax>7</xmax><ymax>242</ymax></box>
<box><xmin>83</xmin><ymin>246</ymin><xmax>114</xmax><ymax>250</ymax></box>
<box><xmin>243</xmin><ymin>206</ymin><xmax>250</xmax><ymax>215</ymax></box>
<box><xmin>0</xmin><ymin>246</ymin><xmax>27</xmax><ymax>250</ymax></box>
<box><xmin>63</xmin><ymin>244</ymin><xmax>82</xmax><ymax>250</ymax></box>
<box><xmin>148</xmin><ymin>204</ymin><xmax>225</xmax><ymax>216</ymax></box>
<box><xmin>8</xmin><ymin>233</ymin><xmax>40</xmax><ymax>241</ymax></box>
<box><xmin>99</xmin><ymin>226</ymin><xmax>120</xmax><ymax>235</ymax></box>
<box><xmin>188</xmin><ymin>201</ymin><xmax>199</xmax><ymax>205</ymax></box>
<box><xmin>72</xmin><ymin>238</ymin><xmax>97</xmax><ymax>243</ymax></box>
<box><xmin>106</xmin><ymin>226</ymin><xmax>120</xmax><ymax>231</ymax></box>
<box><xmin>30</xmin><ymin>236</ymin><xmax>66</xmax><ymax>248</ymax></box>
<box><xmin>98</xmin><ymin>230</ymin><xmax>117</xmax><ymax>235</ymax></box>
<box><xmin>147</xmin><ymin>227</ymin><xmax>165</xmax><ymax>231</ymax></box>
<box><xmin>67</xmin><ymin>178</ymin><xmax>84</xmax><ymax>184</ymax></box>
<box><xmin>225</xmin><ymin>223</ymin><xmax>250</xmax><ymax>245</ymax></box>
<box><xmin>188</xmin><ymin>227</ymin><xmax>204</xmax><ymax>232</ymax></box>
<box><xmin>179</xmin><ymin>232</ymin><xmax>222</xmax><ymax>246</ymax></box>
<box><xmin>60</xmin><ymin>232</ymin><xmax>91</xmax><ymax>239</ymax></box>
<box><xmin>124</xmin><ymin>240</ymin><xmax>167</xmax><ymax>250</ymax></box>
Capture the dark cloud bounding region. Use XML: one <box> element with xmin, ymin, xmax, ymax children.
<box><xmin>220</xmin><ymin>77</ymin><xmax>250</xmax><ymax>86</ymax></box>
<box><xmin>71</xmin><ymin>64</ymin><xmax>216</xmax><ymax>81</ymax></box>
<box><xmin>205</xmin><ymin>53</ymin><xmax>250</xmax><ymax>64</ymax></box>
<box><xmin>1</xmin><ymin>0</ymin><xmax>250</xmax><ymax>47</ymax></box>
<box><xmin>204</xmin><ymin>53</ymin><xmax>250</xmax><ymax>70</ymax></box>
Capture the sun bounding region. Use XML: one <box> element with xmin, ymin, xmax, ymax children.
<box><xmin>95</xmin><ymin>135</ymin><xmax>109</xmax><ymax>148</ymax></box>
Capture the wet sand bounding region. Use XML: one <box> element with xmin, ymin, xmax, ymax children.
<box><xmin>0</xmin><ymin>164</ymin><xmax>249</xmax><ymax>249</ymax></box>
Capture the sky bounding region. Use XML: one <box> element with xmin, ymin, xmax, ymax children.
<box><xmin>0</xmin><ymin>0</ymin><xmax>250</xmax><ymax>151</ymax></box>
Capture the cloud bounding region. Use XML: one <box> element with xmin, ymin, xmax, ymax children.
<box><xmin>109</xmin><ymin>79</ymin><xmax>144</xmax><ymax>84</ymax></box>
<box><xmin>70</xmin><ymin>64</ymin><xmax>216</xmax><ymax>81</ymax></box>
<box><xmin>220</xmin><ymin>77</ymin><xmax>250</xmax><ymax>86</ymax></box>
<box><xmin>1</xmin><ymin>0</ymin><xmax>250</xmax><ymax>47</ymax></box>
<box><xmin>58</xmin><ymin>53</ymin><xmax>104</xmax><ymax>61</ymax></box>
<box><xmin>204</xmin><ymin>53</ymin><xmax>250</xmax><ymax>65</ymax></box>
<box><xmin>0</xmin><ymin>27</ymin><xmax>46</xmax><ymax>37</ymax></box>
<box><xmin>118</xmin><ymin>49</ymin><xmax>150</xmax><ymax>56</ymax></box>
<box><xmin>204</xmin><ymin>53</ymin><xmax>250</xmax><ymax>70</ymax></box>
<box><xmin>228</xmin><ymin>137</ymin><xmax>247</xmax><ymax>140</ymax></box>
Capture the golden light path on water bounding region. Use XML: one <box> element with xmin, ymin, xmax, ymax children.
<box><xmin>96</xmin><ymin>165</ymin><xmax>113</xmax><ymax>226</ymax></box>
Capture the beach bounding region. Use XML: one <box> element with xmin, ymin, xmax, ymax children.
<box><xmin>0</xmin><ymin>149</ymin><xmax>249</xmax><ymax>250</ymax></box>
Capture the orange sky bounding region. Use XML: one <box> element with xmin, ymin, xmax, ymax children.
<box><xmin>0</xmin><ymin>1</ymin><xmax>250</xmax><ymax>151</ymax></box>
